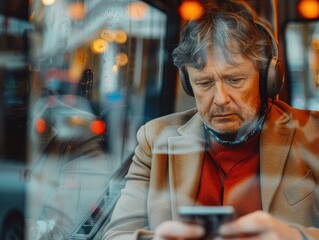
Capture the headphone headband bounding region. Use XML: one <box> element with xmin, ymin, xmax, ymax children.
<box><xmin>254</xmin><ymin>20</ymin><xmax>279</xmax><ymax>57</ymax></box>
<box><xmin>254</xmin><ymin>19</ymin><xmax>284</xmax><ymax>99</ymax></box>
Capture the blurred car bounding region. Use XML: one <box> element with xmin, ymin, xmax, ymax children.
<box><xmin>26</xmin><ymin>94</ymin><xmax>111</xmax><ymax>239</ymax></box>
<box><xmin>33</xmin><ymin>94</ymin><xmax>106</xmax><ymax>141</ymax></box>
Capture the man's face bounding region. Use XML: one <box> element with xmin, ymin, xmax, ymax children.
<box><xmin>187</xmin><ymin>51</ymin><xmax>262</xmax><ymax>134</ymax></box>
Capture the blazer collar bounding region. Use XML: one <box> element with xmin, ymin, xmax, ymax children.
<box><xmin>259</xmin><ymin>103</ymin><xmax>296</xmax><ymax>211</ymax></box>
<box><xmin>168</xmin><ymin>112</ymin><xmax>205</xmax><ymax>219</ymax></box>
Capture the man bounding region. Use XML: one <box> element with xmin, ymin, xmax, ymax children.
<box><xmin>103</xmin><ymin>1</ymin><xmax>319</xmax><ymax>239</ymax></box>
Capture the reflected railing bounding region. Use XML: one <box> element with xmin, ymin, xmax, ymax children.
<box><xmin>69</xmin><ymin>158</ymin><xmax>131</xmax><ymax>240</ymax></box>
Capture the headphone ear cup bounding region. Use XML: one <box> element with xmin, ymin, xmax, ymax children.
<box><xmin>180</xmin><ymin>66</ymin><xmax>194</xmax><ymax>96</ymax></box>
<box><xmin>265</xmin><ymin>56</ymin><xmax>284</xmax><ymax>99</ymax></box>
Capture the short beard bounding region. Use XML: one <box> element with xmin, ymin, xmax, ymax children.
<box><xmin>204</xmin><ymin>105</ymin><xmax>269</xmax><ymax>146</ymax></box>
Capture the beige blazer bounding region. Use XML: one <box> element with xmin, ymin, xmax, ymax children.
<box><xmin>103</xmin><ymin>100</ymin><xmax>319</xmax><ymax>240</ymax></box>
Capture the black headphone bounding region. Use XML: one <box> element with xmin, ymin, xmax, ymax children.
<box><xmin>179</xmin><ymin>19</ymin><xmax>285</xmax><ymax>100</ymax></box>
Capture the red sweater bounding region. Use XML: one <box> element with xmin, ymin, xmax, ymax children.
<box><xmin>195</xmin><ymin>133</ymin><xmax>262</xmax><ymax>217</ymax></box>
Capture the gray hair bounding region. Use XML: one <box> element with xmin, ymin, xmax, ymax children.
<box><xmin>172</xmin><ymin>1</ymin><xmax>272</xmax><ymax>72</ymax></box>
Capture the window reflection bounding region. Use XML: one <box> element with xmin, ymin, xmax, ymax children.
<box><xmin>285</xmin><ymin>21</ymin><xmax>319</xmax><ymax>110</ymax></box>
<box><xmin>26</xmin><ymin>0</ymin><xmax>167</xmax><ymax>238</ymax></box>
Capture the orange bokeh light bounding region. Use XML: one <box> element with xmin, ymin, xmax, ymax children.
<box><xmin>116</xmin><ymin>52</ymin><xmax>129</xmax><ymax>66</ymax></box>
<box><xmin>35</xmin><ymin>118</ymin><xmax>47</xmax><ymax>134</ymax></box>
<box><xmin>91</xmin><ymin>38</ymin><xmax>108</xmax><ymax>54</ymax></box>
<box><xmin>68</xmin><ymin>2</ymin><xmax>87</xmax><ymax>20</ymax></box>
<box><xmin>114</xmin><ymin>30</ymin><xmax>127</xmax><ymax>44</ymax></box>
<box><xmin>127</xmin><ymin>1</ymin><xmax>148</xmax><ymax>20</ymax></box>
<box><xmin>298</xmin><ymin>0</ymin><xmax>319</xmax><ymax>19</ymax></box>
<box><xmin>90</xmin><ymin>119</ymin><xmax>106</xmax><ymax>135</ymax></box>
<box><xmin>179</xmin><ymin>0</ymin><xmax>203</xmax><ymax>20</ymax></box>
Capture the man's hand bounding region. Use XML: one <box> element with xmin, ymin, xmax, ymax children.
<box><xmin>217</xmin><ymin>210</ymin><xmax>303</xmax><ymax>239</ymax></box>
<box><xmin>153</xmin><ymin>220</ymin><xmax>205</xmax><ymax>240</ymax></box>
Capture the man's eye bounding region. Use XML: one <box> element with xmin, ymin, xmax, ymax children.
<box><xmin>226</xmin><ymin>78</ymin><xmax>244</xmax><ymax>86</ymax></box>
<box><xmin>197</xmin><ymin>80</ymin><xmax>214</xmax><ymax>87</ymax></box>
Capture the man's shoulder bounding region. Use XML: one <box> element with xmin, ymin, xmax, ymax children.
<box><xmin>272</xmin><ymin>99</ymin><xmax>319</xmax><ymax>127</ymax></box>
<box><xmin>146</xmin><ymin>108</ymin><xmax>198</xmax><ymax>126</ymax></box>
<box><xmin>140</xmin><ymin>108</ymin><xmax>198</xmax><ymax>138</ymax></box>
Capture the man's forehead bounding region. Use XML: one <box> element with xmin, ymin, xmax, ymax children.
<box><xmin>206</xmin><ymin>48</ymin><xmax>245</xmax><ymax>66</ymax></box>
<box><xmin>186</xmin><ymin>52</ymin><xmax>256</xmax><ymax>79</ymax></box>
<box><xmin>195</xmin><ymin>51</ymin><xmax>253</xmax><ymax>72</ymax></box>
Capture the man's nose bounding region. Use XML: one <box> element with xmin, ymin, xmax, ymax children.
<box><xmin>213</xmin><ymin>82</ymin><xmax>230</xmax><ymax>105</ymax></box>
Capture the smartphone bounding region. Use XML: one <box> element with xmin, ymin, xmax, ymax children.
<box><xmin>178</xmin><ymin>206</ymin><xmax>235</xmax><ymax>239</ymax></box>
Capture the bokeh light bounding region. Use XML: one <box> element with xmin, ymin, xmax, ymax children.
<box><xmin>116</xmin><ymin>53</ymin><xmax>129</xmax><ymax>66</ymax></box>
<box><xmin>91</xmin><ymin>38</ymin><xmax>108</xmax><ymax>54</ymax></box>
<box><xmin>67</xmin><ymin>2</ymin><xmax>87</xmax><ymax>20</ymax></box>
<box><xmin>127</xmin><ymin>1</ymin><xmax>148</xmax><ymax>20</ymax></box>
<box><xmin>114</xmin><ymin>30</ymin><xmax>127</xmax><ymax>44</ymax></box>
<box><xmin>298</xmin><ymin>0</ymin><xmax>319</xmax><ymax>19</ymax></box>
<box><xmin>42</xmin><ymin>0</ymin><xmax>55</xmax><ymax>6</ymax></box>
<box><xmin>90</xmin><ymin>120</ymin><xmax>106</xmax><ymax>135</ymax></box>
<box><xmin>35</xmin><ymin>118</ymin><xmax>47</xmax><ymax>134</ymax></box>
<box><xmin>179</xmin><ymin>0</ymin><xmax>203</xmax><ymax>20</ymax></box>
<box><xmin>112</xmin><ymin>65</ymin><xmax>119</xmax><ymax>73</ymax></box>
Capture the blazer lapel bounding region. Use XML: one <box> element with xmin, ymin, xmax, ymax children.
<box><xmin>259</xmin><ymin>105</ymin><xmax>296</xmax><ymax>211</ymax></box>
<box><xmin>168</xmin><ymin>113</ymin><xmax>205</xmax><ymax>219</ymax></box>
<box><xmin>166</xmin><ymin>105</ymin><xmax>296</xmax><ymax>216</ymax></box>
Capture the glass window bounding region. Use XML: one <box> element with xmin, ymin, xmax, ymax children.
<box><xmin>0</xmin><ymin>10</ymin><xmax>31</xmax><ymax>240</ymax></box>
<box><xmin>285</xmin><ymin>21</ymin><xmax>319</xmax><ymax>110</ymax></box>
<box><xmin>25</xmin><ymin>0</ymin><xmax>168</xmax><ymax>238</ymax></box>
